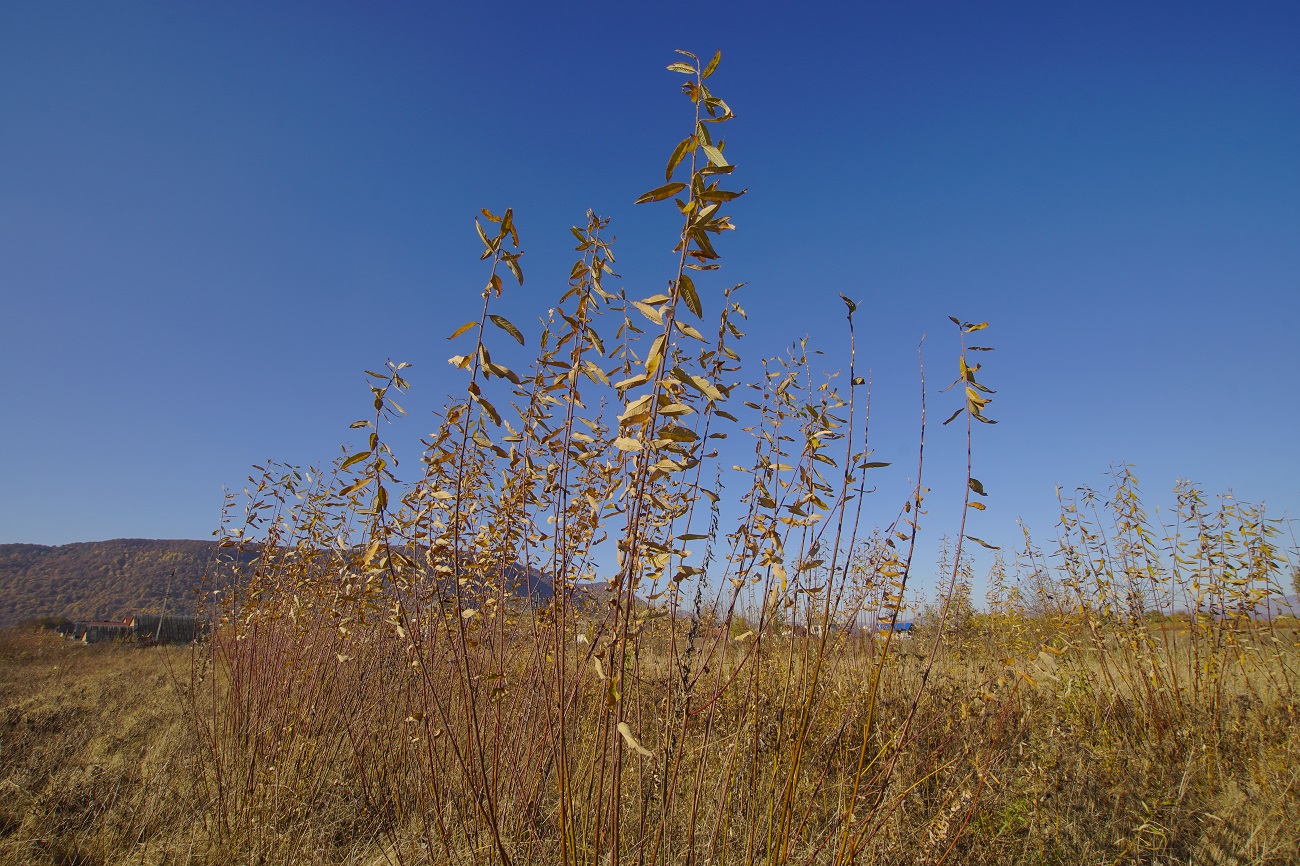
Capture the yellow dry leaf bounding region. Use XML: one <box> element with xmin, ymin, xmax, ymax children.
<box><xmin>617</xmin><ymin>722</ymin><xmax>653</xmax><ymax>757</ymax></box>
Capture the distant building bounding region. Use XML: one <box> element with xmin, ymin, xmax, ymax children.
<box><xmin>126</xmin><ymin>613</ymin><xmax>204</xmax><ymax>644</ymax></box>
<box><xmin>75</xmin><ymin>620</ymin><xmax>132</xmax><ymax>643</ymax></box>
<box><xmin>876</xmin><ymin>621</ymin><xmax>913</xmax><ymax>637</ymax></box>
<box><xmin>70</xmin><ymin>614</ymin><xmax>204</xmax><ymax>644</ymax></box>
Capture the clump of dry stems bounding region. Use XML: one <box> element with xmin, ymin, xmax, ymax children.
<box><xmin>188</xmin><ymin>51</ymin><xmax>1299</xmax><ymax>866</ymax></box>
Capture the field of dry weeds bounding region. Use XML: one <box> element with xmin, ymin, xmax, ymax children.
<box><xmin>0</xmin><ymin>630</ymin><xmax>198</xmax><ymax>865</ymax></box>
<box><xmin>3</xmin><ymin>616</ymin><xmax>1297</xmax><ymax>866</ymax></box>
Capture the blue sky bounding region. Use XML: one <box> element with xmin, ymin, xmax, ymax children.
<box><xmin>2</xmin><ymin>2</ymin><xmax>1298</xmax><ymax>591</ymax></box>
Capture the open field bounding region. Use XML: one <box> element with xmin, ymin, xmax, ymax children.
<box><xmin>3</xmin><ymin>613</ymin><xmax>1297</xmax><ymax>865</ymax></box>
<box><xmin>0</xmin><ymin>630</ymin><xmax>197</xmax><ymax>865</ymax></box>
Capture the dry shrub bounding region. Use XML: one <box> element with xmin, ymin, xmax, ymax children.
<box><xmin>194</xmin><ymin>52</ymin><xmax>1298</xmax><ymax>866</ymax></box>
<box><xmin>195</xmin><ymin>49</ymin><xmax>1015</xmax><ymax>866</ymax></box>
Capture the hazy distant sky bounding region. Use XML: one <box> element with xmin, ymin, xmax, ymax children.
<box><xmin>2</xmin><ymin>2</ymin><xmax>1298</xmax><ymax>586</ymax></box>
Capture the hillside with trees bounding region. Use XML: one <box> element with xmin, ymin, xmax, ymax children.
<box><xmin>0</xmin><ymin>539</ymin><xmax>243</xmax><ymax>626</ymax></box>
<box><xmin>0</xmin><ymin>539</ymin><xmax>575</xmax><ymax>628</ymax></box>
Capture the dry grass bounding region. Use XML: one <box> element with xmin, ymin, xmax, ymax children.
<box><xmin>0</xmin><ymin>630</ymin><xmax>198</xmax><ymax>866</ymax></box>
<box><xmin>4</xmin><ymin>620</ymin><xmax>1296</xmax><ymax>864</ymax></box>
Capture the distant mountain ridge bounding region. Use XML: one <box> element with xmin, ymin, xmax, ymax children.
<box><xmin>0</xmin><ymin>539</ymin><xmax>239</xmax><ymax>627</ymax></box>
<box><xmin>0</xmin><ymin>539</ymin><xmax>593</xmax><ymax>628</ymax></box>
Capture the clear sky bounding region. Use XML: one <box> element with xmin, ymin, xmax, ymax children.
<box><xmin>3</xmin><ymin>2</ymin><xmax>1298</xmax><ymax>588</ymax></box>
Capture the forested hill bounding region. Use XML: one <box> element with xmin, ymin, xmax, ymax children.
<box><xmin>0</xmin><ymin>539</ymin><xmax>603</xmax><ymax>628</ymax></box>
<box><xmin>0</xmin><ymin>539</ymin><xmax>242</xmax><ymax>627</ymax></box>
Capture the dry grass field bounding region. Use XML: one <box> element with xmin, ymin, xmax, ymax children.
<box><xmin>0</xmin><ymin>630</ymin><xmax>198</xmax><ymax>865</ymax></box>
<box><xmin>3</xmin><ymin>612</ymin><xmax>1297</xmax><ymax>865</ymax></box>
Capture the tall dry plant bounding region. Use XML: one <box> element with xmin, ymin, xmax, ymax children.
<box><xmin>189</xmin><ymin>50</ymin><xmax>1297</xmax><ymax>866</ymax></box>
<box><xmin>191</xmin><ymin>49</ymin><xmax>1008</xmax><ymax>866</ymax></box>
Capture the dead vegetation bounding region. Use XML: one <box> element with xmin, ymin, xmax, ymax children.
<box><xmin>3</xmin><ymin>598</ymin><xmax>1296</xmax><ymax>865</ymax></box>
<box><xmin>0</xmin><ymin>631</ymin><xmax>198</xmax><ymax>866</ymax></box>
